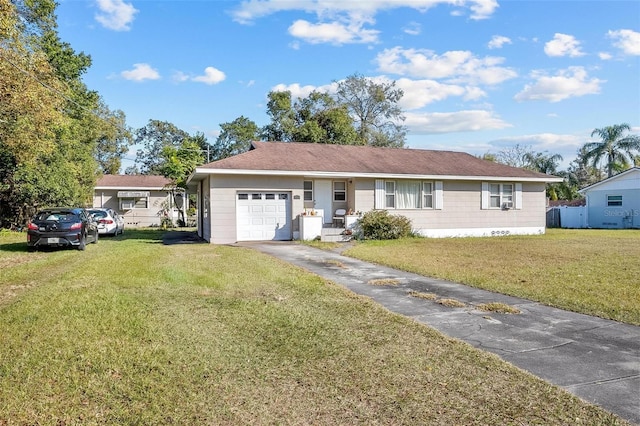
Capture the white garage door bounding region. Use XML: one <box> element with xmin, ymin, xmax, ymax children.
<box><xmin>236</xmin><ymin>192</ymin><xmax>292</xmax><ymax>241</ymax></box>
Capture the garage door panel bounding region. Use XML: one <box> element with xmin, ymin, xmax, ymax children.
<box><xmin>237</xmin><ymin>192</ymin><xmax>292</xmax><ymax>241</ymax></box>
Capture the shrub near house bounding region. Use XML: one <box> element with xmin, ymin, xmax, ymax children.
<box><xmin>357</xmin><ymin>210</ymin><xmax>412</xmax><ymax>240</ymax></box>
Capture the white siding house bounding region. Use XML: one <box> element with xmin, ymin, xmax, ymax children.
<box><xmin>578</xmin><ymin>167</ymin><xmax>640</xmax><ymax>229</ymax></box>
<box><xmin>93</xmin><ymin>175</ymin><xmax>175</xmax><ymax>228</ymax></box>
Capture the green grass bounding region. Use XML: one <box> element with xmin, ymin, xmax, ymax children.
<box><xmin>344</xmin><ymin>229</ymin><xmax>640</xmax><ymax>325</ymax></box>
<box><xmin>0</xmin><ymin>229</ymin><xmax>630</xmax><ymax>424</ymax></box>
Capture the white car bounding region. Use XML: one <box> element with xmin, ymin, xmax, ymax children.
<box><xmin>88</xmin><ymin>208</ymin><xmax>125</xmax><ymax>236</ymax></box>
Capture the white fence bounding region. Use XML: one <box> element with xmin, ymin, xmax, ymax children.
<box><xmin>547</xmin><ymin>206</ymin><xmax>587</xmax><ymax>229</ymax></box>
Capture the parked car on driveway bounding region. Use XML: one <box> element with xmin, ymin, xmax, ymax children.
<box><xmin>27</xmin><ymin>207</ymin><xmax>99</xmax><ymax>251</ymax></box>
<box><xmin>88</xmin><ymin>208</ymin><xmax>124</xmax><ymax>236</ymax></box>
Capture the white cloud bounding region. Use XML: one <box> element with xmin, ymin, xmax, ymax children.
<box><xmin>271</xmin><ymin>74</ymin><xmax>489</xmax><ymax>112</ymax></box>
<box><xmin>172</xmin><ymin>68</ymin><xmax>227</xmax><ymax>84</ymax></box>
<box><xmin>232</xmin><ymin>1</ymin><xmax>499</xmax><ymax>23</ymax></box>
<box><xmin>544</xmin><ymin>33</ymin><xmax>584</xmax><ymax>57</ymax></box>
<box><xmin>270</xmin><ymin>83</ymin><xmax>327</xmax><ymax>101</ymax></box>
<box><xmin>192</xmin><ymin>67</ymin><xmax>226</xmax><ymax>85</ymax></box>
<box><xmin>403</xmin><ymin>22</ymin><xmax>422</xmax><ymax>36</ymax></box>
<box><xmin>488</xmin><ymin>133</ymin><xmax>581</xmax><ymax>152</ymax></box>
<box><xmin>288</xmin><ymin>19</ymin><xmax>378</xmax><ymax>45</ymax></box>
<box><xmin>598</xmin><ymin>52</ymin><xmax>613</xmax><ymax>60</ymax></box>
<box><xmin>607</xmin><ymin>29</ymin><xmax>640</xmax><ymax>56</ymax></box>
<box><xmin>121</xmin><ymin>63</ymin><xmax>160</xmax><ymax>82</ymax></box>
<box><xmin>395</xmin><ymin>78</ymin><xmax>485</xmax><ymax>110</ymax></box>
<box><xmin>404</xmin><ymin>110</ymin><xmax>511</xmax><ymax>134</ymax></box>
<box><xmin>376</xmin><ymin>47</ymin><xmax>517</xmax><ymax>85</ymax></box>
<box><xmin>172</xmin><ymin>71</ymin><xmax>190</xmax><ymax>83</ymax></box>
<box><xmin>514</xmin><ymin>66</ymin><xmax>604</xmax><ymax>103</ymax></box>
<box><xmin>486</xmin><ymin>133</ymin><xmax>585</xmax><ymax>167</ymax></box>
<box><xmin>488</xmin><ymin>35</ymin><xmax>512</xmax><ymax>49</ymax></box>
<box><xmin>95</xmin><ymin>0</ymin><xmax>137</xmax><ymax>31</ymax></box>
<box><xmin>466</xmin><ymin>0</ymin><xmax>499</xmax><ymax>20</ymax></box>
<box><xmin>231</xmin><ymin>1</ymin><xmax>499</xmax><ymax>45</ymax></box>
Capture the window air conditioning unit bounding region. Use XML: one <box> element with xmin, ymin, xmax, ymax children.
<box><xmin>502</xmin><ymin>202</ymin><xmax>513</xmax><ymax>210</ymax></box>
<box><xmin>121</xmin><ymin>200</ymin><xmax>135</xmax><ymax>210</ymax></box>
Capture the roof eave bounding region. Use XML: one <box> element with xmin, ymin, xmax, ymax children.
<box><xmin>94</xmin><ymin>186</ymin><xmax>171</xmax><ymax>190</ymax></box>
<box><xmin>189</xmin><ymin>167</ymin><xmax>562</xmax><ymax>183</ymax></box>
<box><xmin>578</xmin><ymin>167</ymin><xmax>640</xmax><ymax>193</ymax></box>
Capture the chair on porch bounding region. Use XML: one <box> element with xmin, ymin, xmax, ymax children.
<box><xmin>332</xmin><ymin>209</ymin><xmax>346</xmax><ymax>227</ymax></box>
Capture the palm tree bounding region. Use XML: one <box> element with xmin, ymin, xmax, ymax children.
<box><xmin>523</xmin><ymin>151</ymin><xmax>563</xmax><ymax>175</ymax></box>
<box><xmin>583</xmin><ymin>124</ymin><xmax>640</xmax><ymax>177</ymax></box>
<box><xmin>522</xmin><ymin>151</ymin><xmax>563</xmax><ymax>200</ymax></box>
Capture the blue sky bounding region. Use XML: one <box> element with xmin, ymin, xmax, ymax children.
<box><xmin>56</xmin><ymin>0</ymin><xmax>640</xmax><ymax>171</ymax></box>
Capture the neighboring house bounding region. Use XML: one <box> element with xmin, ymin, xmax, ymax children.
<box><xmin>578</xmin><ymin>167</ymin><xmax>640</xmax><ymax>229</ymax></box>
<box><xmin>186</xmin><ymin>141</ymin><xmax>563</xmax><ymax>244</ymax></box>
<box><xmin>93</xmin><ymin>175</ymin><xmax>174</xmax><ymax>227</ymax></box>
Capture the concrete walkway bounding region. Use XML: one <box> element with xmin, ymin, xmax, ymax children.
<box><xmin>241</xmin><ymin>241</ymin><xmax>640</xmax><ymax>424</ymax></box>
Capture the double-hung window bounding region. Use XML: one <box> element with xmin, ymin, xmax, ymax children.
<box><xmin>485</xmin><ymin>183</ymin><xmax>515</xmax><ymax>209</ymax></box>
<box><xmin>423</xmin><ymin>182</ymin><xmax>433</xmax><ymax>208</ymax></box>
<box><xmin>385</xmin><ymin>181</ymin><xmax>395</xmax><ymax>208</ymax></box>
<box><xmin>303</xmin><ymin>181</ymin><xmax>313</xmax><ymax>201</ymax></box>
<box><xmin>380</xmin><ymin>180</ymin><xmax>438</xmax><ymax>209</ymax></box>
<box><xmin>333</xmin><ymin>181</ymin><xmax>346</xmax><ymax>201</ymax></box>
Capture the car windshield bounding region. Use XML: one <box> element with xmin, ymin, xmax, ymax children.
<box><xmin>36</xmin><ymin>211</ymin><xmax>74</xmax><ymax>221</ymax></box>
<box><xmin>89</xmin><ymin>211</ymin><xmax>108</xmax><ymax>218</ymax></box>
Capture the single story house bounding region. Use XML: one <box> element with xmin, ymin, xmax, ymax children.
<box><xmin>578</xmin><ymin>167</ymin><xmax>640</xmax><ymax>229</ymax></box>
<box><xmin>93</xmin><ymin>175</ymin><xmax>175</xmax><ymax>227</ymax></box>
<box><xmin>186</xmin><ymin>141</ymin><xmax>562</xmax><ymax>244</ymax></box>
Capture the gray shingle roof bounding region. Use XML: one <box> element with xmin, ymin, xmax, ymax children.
<box><xmin>197</xmin><ymin>141</ymin><xmax>557</xmax><ymax>180</ymax></box>
<box><xmin>95</xmin><ymin>175</ymin><xmax>173</xmax><ymax>189</ymax></box>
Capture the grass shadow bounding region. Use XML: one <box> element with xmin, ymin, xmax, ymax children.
<box><xmin>162</xmin><ymin>230</ymin><xmax>205</xmax><ymax>245</ymax></box>
<box><xmin>0</xmin><ymin>241</ymin><xmax>30</xmax><ymax>253</ymax></box>
<box><xmin>105</xmin><ymin>228</ymin><xmax>167</xmax><ymax>244</ymax></box>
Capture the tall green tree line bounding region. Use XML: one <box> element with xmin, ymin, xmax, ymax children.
<box><xmin>210</xmin><ymin>73</ymin><xmax>407</xmax><ymax>161</ymax></box>
<box><xmin>0</xmin><ymin>0</ymin><xmax>131</xmax><ymax>227</ymax></box>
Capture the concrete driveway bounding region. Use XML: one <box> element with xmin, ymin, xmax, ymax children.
<box><xmin>241</xmin><ymin>241</ymin><xmax>640</xmax><ymax>424</ymax></box>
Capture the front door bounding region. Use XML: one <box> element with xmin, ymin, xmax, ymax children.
<box><xmin>314</xmin><ymin>180</ymin><xmax>332</xmax><ymax>224</ymax></box>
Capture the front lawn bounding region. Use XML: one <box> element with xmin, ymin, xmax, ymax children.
<box><xmin>343</xmin><ymin>229</ymin><xmax>640</xmax><ymax>325</ymax></box>
<box><xmin>0</xmin><ymin>229</ymin><xmax>629</xmax><ymax>424</ymax></box>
